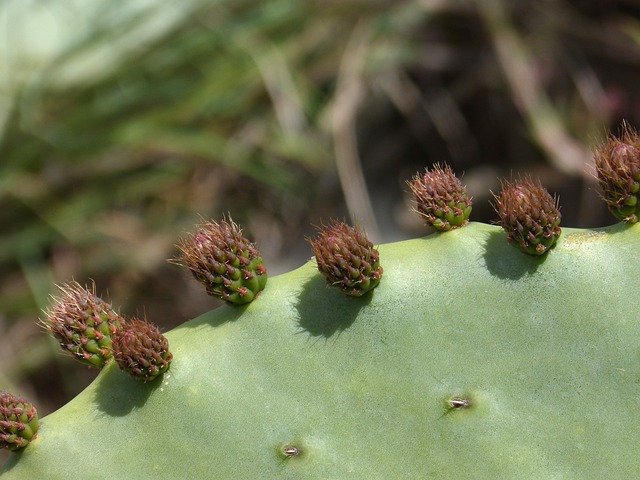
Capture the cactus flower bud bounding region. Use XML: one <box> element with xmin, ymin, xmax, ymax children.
<box><xmin>43</xmin><ymin>282</ymin><xmax>124</xmax><ymax>368</ymax></box>
<box><xmin>594</xmin><ymin>128</ymin><xmax>640</xmax><ymax>223</ymax></box>
<box><xmin>112</xmin><ymin>318</ymin><xmax>172</xmax><ymax>382</ymax></box>
<box><xmin>309</xmin><ymin>221</ymin><xmax>383</xmax><ymax>296</ymax></box>
<box><xmin>0</xmin><ymin>392</ymin><xmax>39</xmax><ymax>451</ymax></box>
<box><xmin>494</xmin><ymin>178</ymin><xmax>561</xmax><ymax>255</ymax></box>
<box><xmin>175</xmin><ymin>218</ymin><xmax>268</xmax><ymax>305</ymax></box>
<box><xmin>408</xmin><ymin>164</ymin><xmax>472</xmax><ymax>231</ymax></box>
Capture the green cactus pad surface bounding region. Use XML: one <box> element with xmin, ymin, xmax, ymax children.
<box><xmin>3</xmin><ymin>222</ymin><xmax>640</xmax><ymax>479</ymax></box>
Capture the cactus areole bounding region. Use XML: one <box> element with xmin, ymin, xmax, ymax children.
<box><xmin>43</xmin><ymin>282</ymin><xmax>124</xmax><ymax>368</ymax></box>
<box><xmin>3</xmin><ymin>221</ymin><xmax>640</xmax><ymax>479</ymax></box>
<box><xmin>0</xmin><ymin>393</ymin><xmax>38</xmax><ymax>451</ymax></box>
<box><xmin>409</xmin><ymin>164</ymin><xmax>473</xmax><ymax>232</ymax></box>
<box><xmin>175</xmin><ymin>219</ymin><xmax>268</xmax><ymax>305</ymax></box>
<box><xmin>595</xmin><ymin>128</ymin><xmax>640</xmax><ymax>223</ymax></box>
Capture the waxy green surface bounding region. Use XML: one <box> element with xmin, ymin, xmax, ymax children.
<box><xmin>2</xmin><ymin>222</ymin><xmax>639</xmax><ymax>479</ymax></box>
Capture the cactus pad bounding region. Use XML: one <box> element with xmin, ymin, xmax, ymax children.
<box><xmin>43</xmin><ymin>282</ymin><xmax>124</xmax><ymax>368</ymax></box>
<box><xmin>0</xmin><ymin>392</ymin><xmax>38</xmax><ymax>451</ymax></box>
<box><xmin>4</xmin><ymin>222</ymin><xmax>640</xmax><ymax>478</ymax></box>
<box><xmin>176</xmin><ymin>219</ymin><xmax>268</xmax><ymax>305</ymax></box>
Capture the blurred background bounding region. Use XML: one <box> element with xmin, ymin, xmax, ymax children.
<box><xmin>2</xmin><ymin>0</ymin><xmax>640</xmax><ymax>459</ymax></box>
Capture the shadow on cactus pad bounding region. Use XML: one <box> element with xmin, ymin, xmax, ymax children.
<box><xmin>295</xmin><ymin>274</ymin><xmax>372</xmax><ymax>339</ymax></box>
<box><xmin>482</xmin><ymin>230</ymin><xmax>544</xmax><ymax>280</ymax></box>
<box><xmin>93</xmin><ymin>364</ymin><xmax>156</xmax><ymax>417</ymax></box>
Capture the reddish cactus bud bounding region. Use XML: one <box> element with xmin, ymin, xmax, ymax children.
<box><xmin>309</xmin><ymin>221</ymin><xmax>383</xmax><ymax>297</ymax></box>
<box><xmin>43</xmin><ymin>282</ymin><xmax>124</xmax><ymax>368</ymax></box>
<box><xmin>494</xmin><ymin>178</ymin><xmax>561</xmax><ymax>255</ymax></box>
<box><xmin>112</xmin><ymin>318</ymin><xmax>172</xmax><ymax>382</ymax></box>
<box><xmin>594</xmin><ymin>127</ymin><xmax>640</xmax><ymax>223</ymax></box>
<box><xmin>408</xmin><ymin>164</ymin><xmax>472</xmax><ymax>231</ymax></box>
<box><xmin>175</xmin><ymin>218</ymin><xmax>268</xmax><ymax>305</ymax></box>
<box><xmin>0</xmin><ymin>392</ymin><xmax>39</xmax><ymax>451</ymax></box>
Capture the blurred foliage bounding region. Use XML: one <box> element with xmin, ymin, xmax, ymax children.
<box><xmin>1</xmin><ymin>2</ymin><xmax>640</xmax><ymax>463</ymax></box>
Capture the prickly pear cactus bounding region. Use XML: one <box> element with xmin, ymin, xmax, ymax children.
<box><xmin>2</xmin><ymin>219</ymin><xmax>640</xmax><ymax>479</ymax></box>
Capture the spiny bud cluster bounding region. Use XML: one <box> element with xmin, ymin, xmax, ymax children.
<box><xmin>175</xmin><ymin>219</ymin><xmax>268</xmax><ymax>305</ymax></box>
<box><xmin>409</xmin><ymin>164</ymin><xmax>472</xmax><ymax>232</ymax></box>
<box><xmin>43</xmin><ymin>282</ymin><xmax>124</xmax><ymax>368</ymax></box>
<box><xmin>594</xmin><ymin>128</ymin><xmax>640</xmax><ymax>223</ymax></box>
<box><xmin>0</xmin><ymin>391</ymin><xmax>39</xmax><ymax>451</ymax></box>
<box><xmin>112</xmin><ymin>318</ymin><xmax>173</xmax><ymax>382</ymax></box>
<box><xmin>309</xmin><ymin>221</ymin><xmax>383</xmax><ymax>296</ymax></box>
<box><xmin>494</xmin><ymin>178</ymin><xmax>561</xmax><ymax>255</ymax></box>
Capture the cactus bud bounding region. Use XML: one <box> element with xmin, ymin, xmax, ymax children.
<box><xmin>408</xmin><ymin>164</ymin><xmax>472</xmax><ymax>231</ymax></box>
<box><xmin>0</xmin><ymin>392</ymin><xmax>39</xmax><ymax>451</ymax></box>
<box><xmin>112</xmin><ymin>318</ymin><xmax>172</xmax><ymax>382</ymax></box>
<box><xmin>594</xmin><ymin>128</ymin><xmax>640</xmax><ymax>223</ymax></box>
<box><xmin>309</xmin><ymin>221</ymin><xmax>383</xmax><ymax>296</ymax></box>
<box><xmin>43</xmin><ymin>282</ymin><xmax>124</xmax><ymax>368</ymax></box>
<box><xmin>175</xmin><ymin>218</ymin><xmax>268</xmax><ymax>305</ymax></box>
<box><xmin>494</xmin><ymin>178</ymin><xmax>561</xmax><ymax>255</ymax></box>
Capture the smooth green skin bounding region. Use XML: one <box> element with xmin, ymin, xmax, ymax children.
<box><xmin>3</xmin><ymin>222</ymin><xmax>640</xmax><ymax>479</ymax></box>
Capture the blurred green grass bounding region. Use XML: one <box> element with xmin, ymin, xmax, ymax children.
<box><xmin>2</xmin><ymin>2</ymin><xmax>640</xmax><ymax>466</ymax></box>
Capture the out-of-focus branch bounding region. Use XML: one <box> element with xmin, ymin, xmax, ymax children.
<box><xmin>243</xmin><ymin>37</ymin><xmax>308</xmax><ymax>136</ymax></box>
<box><xmin>379</xmin><ymin>69</ymin><xmax>479</xmax><ymax>165</ymax></box>
<box><xmin>331</xmin><ymin>24</ymin><xmax>380</xmax><ymax>241</ymax></box>
<box><xmin>478</xmin><ymin>0</ymin><xmax>593</xmax><ymax>178</ymax></box>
